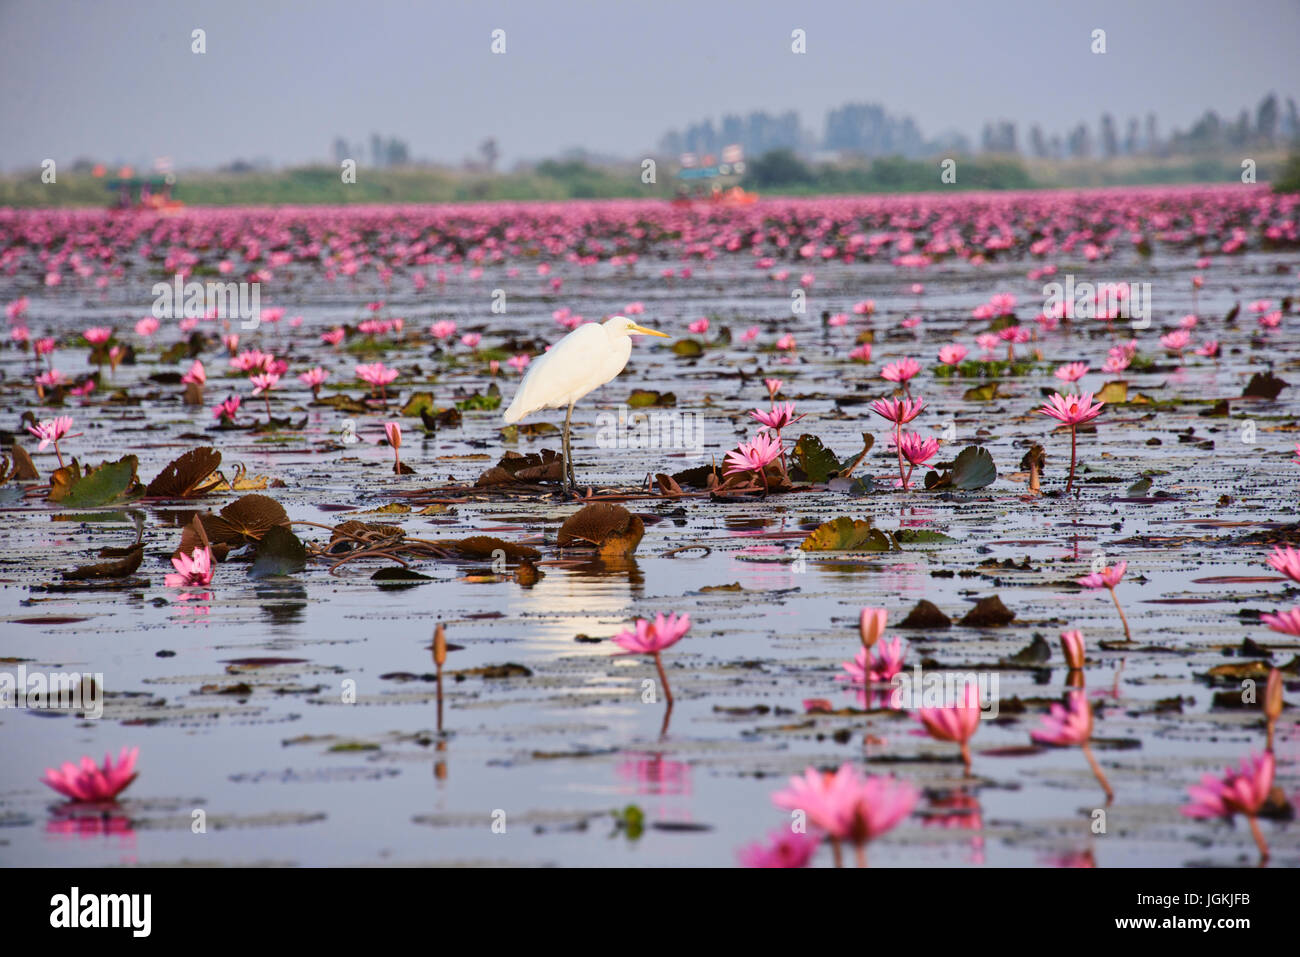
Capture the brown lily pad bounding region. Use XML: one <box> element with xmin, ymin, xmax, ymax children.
<box><xmin>63</xmin><ymin>543</ymin><xmax>145</xmax><ymax>580</ymax></box>
<box><xmin>898</xmin><ymin>599</ymin><xmax>952</xmax><ymax>629</ymax></box>
<box><xmin>558</xmin><ymin>503</ymin><xmax>645</xmax><ymax>556</ymax></box>
<box><xmin>145</xmin><ymin>447</ymin><xmax>223</xmax><ymax>498</ymax></box>
<box><xmin>959</xmin><ymin>595</ymin><xmax>1015</xmax><ymax>627</ymax></box>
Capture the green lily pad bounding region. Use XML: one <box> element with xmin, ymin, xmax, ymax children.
<box><xmin>49</xmin><ymin>455</ymin><xmax>141</xmax><ymax>507</ymax></box>
<box><xmin>924</xmin><ymin>446</ymin><xmax>997</xmax><ymax>491</ymax></box>
<box><xmin>250</xmin><ymin>525</ymin><xmax>307</xmax><ymax>578</ymax></box>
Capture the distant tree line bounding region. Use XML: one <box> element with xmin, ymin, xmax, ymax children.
<box><xmin>658</xmin><ymin>93</ymin><xmax>1298</xmax><ymax>162</ymax></box>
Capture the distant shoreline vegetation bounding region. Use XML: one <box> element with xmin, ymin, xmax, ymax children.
<box><xmin>1</xmin><ymin>149</ymin><xmax>1296</xmax><ymax>207</ymax></box>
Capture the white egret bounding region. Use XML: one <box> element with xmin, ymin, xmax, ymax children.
<box><xmin>502</xmin><ymin>315</ymin><xmax>669</xmax><ymax>492</ymax></box>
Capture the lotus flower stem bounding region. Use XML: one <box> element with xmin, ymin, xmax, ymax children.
<box><xmin>1108</xmin><ymin>586</ymin><xmax>1132</xmax><ymax>642</ymax></box>
<box><xmin>895</xmin><ymin>425</ymin><xmax>906</xmax><ymax>490</ymax></box>
<box><xmin>1066</xmin><ymin>424</ymin><xmax>1077</xmax><ymax>494</ymax></box>
<box><xmin>1081</xmin><ymin>742</ymin><xmax>1114</xmax><ymax>803</ymax></box>
<box><xmin>960</xmin><ymin>741</ymin><xmax>972</xmax><ymax>778</ymax></box>
<box><xmin>855</xmin><ymin>844</ymin><xmax>868</xmax><ymax>868</ymax></box>
<box><xmin>654</xmin><ymin>650</ymin><xmax>674</xmax><ymax>705</ymax></box>
<box><xmin>830</xmin><ymin>837</ymin><xmax>843</xmax><ymax>868</ymax></box>
<box><xmin>1247</xmin><ymin>814</ymin><xmax>1270</xmax><ymax>862</ymax></box>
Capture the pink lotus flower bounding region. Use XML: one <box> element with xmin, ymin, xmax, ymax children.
<box><xmin>507</xmin><ymin>354</ymin><xmax>531</xmax><ymax>373</ymax></box>
<box><xmin>134</xmin><ymin>316</ymin><xmax>160</xmax><ymax>337</ymax></box>
<box><xmin>299</xmin><ymin>367</ymin><xmax>328</xmax><ymax>394</ymax></box>
<box><xmin>723</xmin><ymin>431</ymin><xmax>783</xmax><ymax>490</ymax></box>
<box><xmin>83</xmin><ymin>326</ymin><xmax>112</xmax><ymax>345</ymax></box>
<box><xmin>870</xmin><ymin>396</ymin><xmax>924</xmax><ymax>425</ymax></box>
<box><xmin>385</xmin><ymin>421</ymin><xmax>403</xmax><ymax>471</ymax></box>
<box><xmin>740</xmin><ymin>326</ymin><xmax>760</xmax><ymax>343</ymax></box>
<box><xmin>838</xmin><ymin>636</ymin><xmax>906</xmax><ymax>686</ymax></box>
<box><xmin>897</xmin><ymin>432</ymin><xmax>939</xmax><ymax>467</ymax></box>
<box><xmin>460</xmin><ymin>333</ymin><xmax>482</xmax><ymax>349</ymax></box>
<box><xmin>26</xmin><ymin>415</ymin><xmax>77</xmax><ymax>466</ymax></box>
<box><xmin>688</xmin><ymin>317</ymin><xmax>710</xmax><ymax>335</ymax></box>
<box><xmin>166</xmin><ymin>545</ymin><xmax>214</xmax><ymax>588</ymax></box>
<box><xmin>1031</xmin><ymin>691</ymin><xmax>1112</xmax><ymax>801</ymax></box>
<box><xmin>1076</xmin><ymin>561</ymin><xmax>1132</xmax><ymax>642</ymax></box>
<box><xmin>42</xmin><ymin>747</ymin><xmax>139</xmax><ymax>803</ymax></box>
<box><xmin>828</xmin><ymin>313</ymin><xmax>849</xmax><ymax>327</ymax></box>
<box><xmin>611</xmin><ymin>612</ymin><xmax>691</xmax><ymax>704</ymax></box>
<box><xmin>1077</xmin><ymin>560</ymin><xmax>1126</xmax><ymax>590</ymax></box>
<box><xmin>849</xmin><ymin>343</ymin><xmax>873</xmax><ymax>363</ymax></box>
<box><xmin>859</xmin><ymin>607</ymin><xmax>887</xmax><ymax>650</ymax></box>
<box><xmin>34</xmin><ymin>336</ymin><xmax>56</xmax><ymax>356</ymax></box>
<box><xmin>1261</xmin><ymin>606</ymin><xmax>1300</xmax><ymax>637</ymax></box>
<box><xmin>738</xmin><ymin>830</ymin><xmax>822</xmax><ymax>868</ymax></box>
<box><xmin>915</xmin><ymin>680</ymin><xmax>982</xmax><ymax>775</ymax></box>
<box><xmin>1182</xmin><ymin>751</ymin><xmax>1275</xmax><ymax>861</ymax></box>
<box><xmin>1160</xmin><ymin>329</ymin><xmax>1191</xmax><ymax>353</ymax></box>
<box><xmin>250</xmin><ymin>372</ymin><xmax>280</xmax><ymax>395</ymax></box>
<box><xmin>1054</xmin><ymin>362</ymin><xmax>1088</xmax><ymax>384</ymax></box>
<box><xmin>938</xmin><ymin>344</ymin><xmax>968</xmax><ymax>366</ymax></box>
<box><xmin>852</xmin><ymin>300</ymin><xmax>875</xmax><ymax>315</ymax></box>
<box><xmin>881</xmin><ymin>358</ymin><xmax>921</xmax><ymax>384</ymax></box>
<box><xmin>181</xmin><ymin>359</ymin><xmax>205</xmax><ymax>386</ymax></box>
<box><xmin>1266</xmin><ymin>545</ymin><xmax>1300</xmax><ymax>583</ymax></box>
<box><xmin>213</xmin><ymin>395</ymin><xmax>241</xmax><ymax>422</ymax></box>
<box><xmin>776</xmin><ymin>334</ymin><xmax>796</xmax><ymax>351</ymax></box>
<box><xmin>750</xmin><ymin>402</ymin><xmax>805</xmax><ymax>433</ymax></box>
<box><xmin>320</xmin><ymin>328</ymin><xmax>345</xmax><ymax>346</ymax></box>
<box><xmin>230</xmin><ymin>348</ymin><xmax>272</xmax><ymax>373</ymax></box>
<box><xmin>1039</xmin><ymin>392</ymin><xmax>1104</xmax><ymax>494</ymax></box>
<box><xmin>1195</xmin><ymin>340</ymin><xmax>1220</xmax><ymax>358</ymax></box>
<box><xmin>430</xmin><ymin>320</ymin><xmax>457</xmax><ymax>340</ymax></box>
<box><xmin>1060</xmin><ymin>629</ymin><xmax>1086</xmax><ymax>670</ymax></box>
<box><xmin>356</xmin><ymin>361</ymin><xmax>399</xmax><ymax>401</ymax></box>
<box><xmin>772</xmin><ymin>764</ymin><xmax>916</xmax><ymax>865</ymax></box>
<box><xmin>764</xmin><ymin>378</ymin><xmax>782</xmax><ymax>399</ymax></box>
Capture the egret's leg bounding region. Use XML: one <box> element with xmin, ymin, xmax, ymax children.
<box><xmin>562</xmin><ymin>402</ymin><xmax>577</xmax><ymax>491</ymax></box>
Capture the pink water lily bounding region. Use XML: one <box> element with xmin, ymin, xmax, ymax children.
<box><xmin>1183</xmin><ymin>751</ymin><xmax>1275</xmax><ymax>861</ymax></box>
<box><xmin>26</xmin><ymin>415</ymin><xmax>77</xmax><ymax>467</ymax></box>
<box><xmin>1031</xmin><ymin>691</ymin><xmax>1113</xmax><ymax>802</ymax></box>
<box><xmin>1039</xmin><ymin>391</ymin><xmax>1104</xmax><ymax>494</ymax></box>
<box><xmin>738</xmin><ymin>830</ymin><xmax>822</xmax><ymax>868</ymax></box>
<box><xmin>1266</xmin><ymin>545</ymin><xmax>1300</xmax><ymax>583</ymax></box>
<box><xmin>356</xmin><ymin>361</ymin><xmax>399</xmax><ymax>402</ymax></box>
<box><xmin>772</xmin><ymin>764</ymin><xmax>917</xmax><ymax>866</ymax></box>
<box><xmin>610</xmin><ymin>612</ymin><xmax>691</xmax><ymax>705</ymax></box>
<box><xmin>914</xmin><ymin>680</ymin><xmax>983</xmax><ymax>775</ymax></box>
<box><xmin>43</xmin><ymin>747</ymin><xmax>139</xmax><ymax>803</ymax></box>
<box><xmin>723</xmin><ymin>431</ymin><xmax>783</xmax><ymax>492</ymax></box>
<box><xmin>1077</xmin><ymin>561</ymin><xmax>1132</xmax><ymax>642</ymax></box>
<box><xmin>166</xmin><ymin>545</ymin><xmax>214</xmax><ymax>588</ymax></box>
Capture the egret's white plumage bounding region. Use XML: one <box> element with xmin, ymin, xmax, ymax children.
<box><xmin>502</xmin><ymin>315</ymin><xmax>668</xmax><ymax>490</ymax></box>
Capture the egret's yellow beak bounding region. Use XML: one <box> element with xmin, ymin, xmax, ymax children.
<box><xmin>630</xmin><ymin>323</ymin><xmax>670</xmax><ymax>338</ymax></box>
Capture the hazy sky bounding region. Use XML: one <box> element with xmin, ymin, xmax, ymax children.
<box><xmin>2</xmin><ymin>0</ymin><xmax>1298</xmax><ymax>171</ymax></box>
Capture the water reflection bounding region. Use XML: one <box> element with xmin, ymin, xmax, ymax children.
<box><xmin>255</xmin><ymin>582</ymin><xmax>308</xmax><ymax>625</ymax></box>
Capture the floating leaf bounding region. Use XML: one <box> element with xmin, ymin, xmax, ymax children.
<box><xmin>671</xmin><ymin>339</ymin><xmax>703</xmax><ymax>357</ymax></box>
<box><xmin>791</xmin><ymin>434</ymin><xmax>842</xmax><ymax>483</ymax></box>
<box><xmin>558</xmin><ymin>503</ymin><xmax>644</xmax><ymax>556</ymax></box>
<box><xmin>924</xmin><ymin>446</ymin><xmax>997</xmax><ymax>491</ymax></box>
<box><xmin>1095</xmin><ymin>380</ymin><xmax>1128</xmax><ymax>403</ymax></box>
<box><xmin>429</xmin><ymin>536</ymin><xmax>542</xmax><ymax>561</ymax></box>
<box><xmin>250</xmin><ymin>525</ymin><xmax>307</xmax><ymax>578</ymax></box>
<box><xmin>8</xmin><ymin>443</ymin><xmax>38</xmax><ymax>481</ymax></box>
<box><xmin>476</xmin><ymin>449</ymin><xmax>563</xmax><ymax>486</ymax></box>
<box><xmin>1242</xmin><ymin>372</ymin><xmax>1288</xmax><ymax>399</ymax></box>
<box><xmin>49</xmin><ymin>455</ymin><xmax>141</xmax><ymax>507</ymax></box>
<box><xmin>894</xmin><ymin>528</ymin><xmax>956</xmax><ymax>545</ymax></box>
<box><xmin>200</xmin><ymin>493</ymin><xmax>290</xmax><ymax>546</ymax></box>
<box><xmin>959</xmin><ymin>595</ymin><xmax>1015</xmax><ymax>627</ymax></box>
<box><xmin>63</xmin><ymin>543</ymin><xmax>144</xmax><ymax>580</ymax></box>
<box><xmin>627</xmin><ymin>389</ymin><xmax>676</xmax><ymax>408</ymax></box>
<box><xmin>963</xmin><ymin>382</ymin><xmax>1001</xmax><ymax>401</ymax></box>
<box><xmin>145</xmin><ymin>447</ymin><xmax>222</xmax><ymax>498</ymax></box>
<box><xmin>800</xmin><ymin>517</ymin><xmax>895</xmax><ymax>551</ymax></box>
<box><xmin>401</xmin><ymin>392</ymin><xmax>436</xmax><ymax>417</ymax></box>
